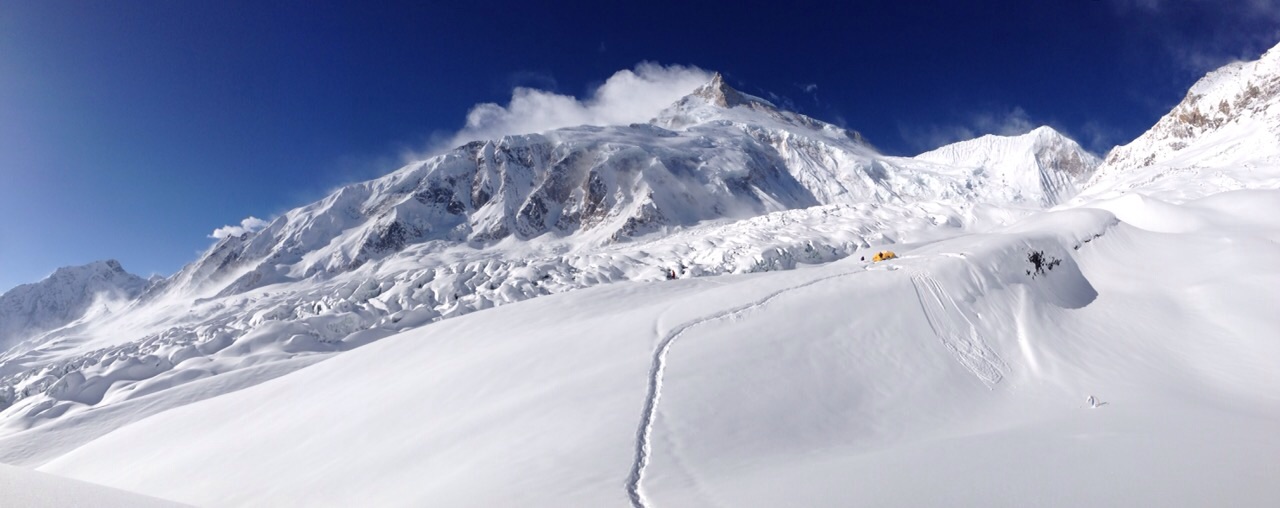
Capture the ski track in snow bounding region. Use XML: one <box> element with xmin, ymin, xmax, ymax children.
<box><xmin>626</xmin><ymin>269</ymin><xmax>863</xmax><ymax>508</ymax></box>
<box><xmin>910</xmin><ymin>272</ymin><xmax>1008</xmax><ymax>387</ymax></box>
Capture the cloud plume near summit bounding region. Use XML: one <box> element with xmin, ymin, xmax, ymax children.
<box><xmin>442</xmin><ymin>63</ymin><xmax>712</xmax><ymax>150</ymax></box>
<box><xmin>209</xmin><ymin>216</ymin><xmax>268</xmax><ymax>240</ymax></box>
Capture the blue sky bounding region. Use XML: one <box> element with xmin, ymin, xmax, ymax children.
<box><xmin>2</xmin><ymin>0</ymin><xmax>1278</xmax><ymax>292</ymax></box>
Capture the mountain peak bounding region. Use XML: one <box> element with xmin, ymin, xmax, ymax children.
<box><xmin>47</xmin><ymin>259</ymin><xmax>130</xmax><ymax>280</ymax></box>
<box><xmin>691</xmin><ymin>72</ymin><xmax>738</xmax><ymax>107</ymax></box>
<box><xmin>1023</xmin><ymin>126</ymin><xmax>1085</xmax><ymax>147</ymax></box>
<box><xmin>0</xmin><ymin>259</ymin><xmax>148</xmax><ymax>349</ymax></box>
<box><xmin>1089</xmin><ymin>40</ymin><xmax>1280</xmax><ymax>184</ymax></box>
<box><xmin>651</xmin><ymin>72</ymin><xmax>865</xmax><ymax>138</ymax></box>
<box><xmin>1028</xmin><ymin>125</ymin><xmax>1060</xmax><ymax>138</ymax></box>
<box><xmin>913</xmin><ymin>126</ymin><xmax>1101</xmax><ymax>206</ymax></box>
<box><xmin>968</xmin><ymin>126</ymin><xmax>1064</xmax><ymax>144</ymax></box>
<box><xmin>686</xmin><ymin>72</ymin><xmax>773</xmax><ymax>109</ymax></box>
<box><xmin>920</xmin><ymin>125</ymin><xmax>1087</xmax><ymax>157</ymax></box>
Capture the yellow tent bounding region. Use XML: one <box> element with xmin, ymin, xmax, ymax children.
<box><xmin>872</xmin><ymin>250</ymin><xmax>896</xmax><ymax>262</ymax></box>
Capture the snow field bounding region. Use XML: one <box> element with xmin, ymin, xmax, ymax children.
<box><xmin>33</xmin><ymin>192</ymin><xmax>1280</xmax><ymax>506</ymax></box>
<box><xmin>0</xmin><ymin>462</ymin><xmax>184</xmax><ymax>507</ymax></box>
<box><xmin>0</xmin><ymin>201</ymin><xmax>962</xmax><ymax>434</ymax></box>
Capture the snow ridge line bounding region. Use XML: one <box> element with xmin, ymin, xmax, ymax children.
<box><xmin>626</xmin><ymin>269</ymin><xmax>862</xmax><ymax>508</ymax></box>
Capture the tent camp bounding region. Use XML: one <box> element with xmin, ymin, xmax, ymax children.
<box><xmin>872</xmin><ymin>251</ymin><xmax>896</xmax><ymax>262</ymax></box>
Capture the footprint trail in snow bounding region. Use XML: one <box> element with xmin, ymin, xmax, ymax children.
<box><xmin>626</xmin><ymin>269</ymin><xmax>862</xmax><ymax>508</ymax></box>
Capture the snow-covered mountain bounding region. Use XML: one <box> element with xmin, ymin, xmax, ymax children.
<box><xmin>0</xmin><ymin>261</ymin><xmax>147</xmax><ymax>351</ymax></box>
<box><xmin>0</xmin><ymin>72</ymin><xmax>1139</xmax><ymax>450</ymax></box>
<box><xmin>1081</xmin><ymin>42</ymin><xmax>1280</xmax><ymax>201</ymax></box>
<box><xmin>164</xmin><ymin>73</ymin><xmax>1097</xmax><ymax>302</ymax></box>
<box><xmin>0</xmin><ymin>73</ymin><xmax>1104</xmax><ymax>434</ymax></box>
<box><xmin>2</xmin><ymin>42</ymin><xmax>1280</xmax><ymax>507</ymax></box>
<box><xmin>914</xmin><ymin>126</ymin><xmax>1101</xmax><ymax>207</ymax></box>
<box><xmin>0</xmin><ymin>73</ymin><xmax>1111</xmax><ymax>434</ymax></box>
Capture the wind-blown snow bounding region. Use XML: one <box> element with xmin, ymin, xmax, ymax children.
<box><xmin>447</xmin><ymin>63</ymin><xmax>713</xmax><ymax>149</ymax></box>
<box><xmin>4</xmin><ymin>46</ymin><xmax>1280</xmax><ymax>506</ymax></box>
<box><xmin>0</xmin><ymin>73</ymin><xmax>1093</xmax><ymax>434</ymax></box>
<box><xmin>0</xmin><ymin>260</ymin><xmax>147</xmax><ymax>353</ymax></box>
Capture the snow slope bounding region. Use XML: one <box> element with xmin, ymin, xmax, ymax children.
<box><xmin>8</xmin><ymin>50</ymin><xmax>1280</xmax><ymax>506</ymax></box>
<box><xmin>0</xmin><ymin>74</ymin><xmax>1092</xmax><ymax>433</ymax></box>
<box><xmin>0</xmin><ymin>202</ymin><xmax>968</xmax><ymax>436</ymax></box>
<box><xmin>0</xmin><ymin>462</ymin><xmax>184</xmax><ymax>507</ymax></box>
<box><xmin>35</xmin><ymin>191</ymin><xmax>1280</xmax><ymax>507</ymax></box>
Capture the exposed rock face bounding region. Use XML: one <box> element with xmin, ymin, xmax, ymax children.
<box><xmin>1077</xmin><ymin>42</ymin><xmax>1280</xmax><ymax>201</ymax></box>
<box><xmin>1099</xmin><ymin>43</ymin><xmax>1280</xmax><ymax>173</ymax></box>
<box><xmin>691</xmin><ymin>72</ymin><xmax>755</xmax><ymax>108</ymax></box>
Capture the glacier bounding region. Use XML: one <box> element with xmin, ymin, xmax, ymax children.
<box><xmin>2</xmin><ymin>42</ymin><xmax>1280</xmax><ymax>508</ymax></box>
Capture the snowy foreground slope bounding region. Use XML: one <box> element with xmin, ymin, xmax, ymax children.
<box><xmin>0</xmin><ymin>462</ymin><xmax>183</xmax><ymax>507</ymax></box>
<box><xmin>34</xmin><ymin>191</ymin><xmax>1280</xmax><ymax>507</ymax></box>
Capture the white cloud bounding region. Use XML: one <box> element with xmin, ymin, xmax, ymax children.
<box><xmin>1080</xmin><ymin>120</ymin><xmax>1126</xmax><ymax>155</ymax></box>
<box><xmin>765</xmin><ymin>90</ymin><xmax>799</xmax><ymax>112</ymax></box>
<box><xmin>1109</xmin><ymin>0</ymin><xmax>1164</xmax><ymax>11</ymax></box>
<box><xmin>900</xmin><ymin>106</ymin><xmax>1040</xmax><ymax>154</ymax></box>
<box><xmin>902</xmin><ymin>106</ymin><xmax>1112</xmax><ymax>157</ymax></box>
<box><xmin>209</xmin><ymin>216</ymin><xmax>269</xmax><ymax>240</ymax></box>
<box><xmin>1109</xmin><ymin>0</ymin><xmax>1280</xmax><ymax>74</ymax></box>
<box><xmin>795</xmin><ymin>82</ymin><xmax>821</xmax><ymax>106</ymax></box>
<box><xmin>971</xmin><ymin>106</ymin><xmax>1036</xmax><ymax>137</ymax></box>
<box><xmin>919</xmin><ymin>125</ymin><xmax>978</xmax><ymax>152</ymax></box>
<box><xmin>1113</xmin><ymin>0</ymin><xmax>1280</xmax><ymax>15</ymax></box>
<box><xmin>441</xmin><ymin>63</ymin><xmax>713</xmax><ymax>150</ymax></box>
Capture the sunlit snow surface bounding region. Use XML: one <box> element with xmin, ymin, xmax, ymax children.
<box><xmin>0</xmin><ymin>76</ymin><xmax>1082</xmax><ymax>437</ymax></box>
<box><xmin>4</xmin><ymin>46</ymin><xmax>1280</xmax><ymax>506</ymax></box>
<box><xmin>0</xmin><ymin>462</ymin><xmax>184</xmax><ymax>507</ymax></box>
<box><xmin>24</xmin><ymin>190</ymin><xmax>1280</xmax><ymax>507</ymax></box>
